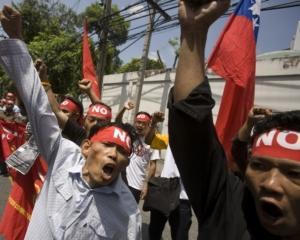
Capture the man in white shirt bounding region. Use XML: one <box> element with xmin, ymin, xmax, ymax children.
<box><xmin>0</xmin><ymin>6</ymin><xmax>141</xmax><ymax>239</ymax></box>
<box><xmin>126</xmin><ymin>111</ymin><xmax>160</xmax><ymax>203</ymax></box>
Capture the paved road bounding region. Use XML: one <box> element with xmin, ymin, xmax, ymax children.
<box><xmin>0</xmin><ymin>175</ymin><xmax>11</xmax><ymax>240</ymax></box>
<box><xmin>0</xmin><ymin>166</ymin><xmax>198</xmax><ymax>239</ymax></box>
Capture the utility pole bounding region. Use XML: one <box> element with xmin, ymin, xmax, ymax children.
<box><xmin>97</xmin><ymin>0</ymin><xmax>112</xmax><ymax>98</ymax></box>
<box><xmin>131</xmin><ymin>1</ymin><xmax>171</xmax><ymax>121</ymax></box>
<box><xmin>131</xmin><ymin>5</ymin><xmax>155</xmax><ymax>121</ymax></box>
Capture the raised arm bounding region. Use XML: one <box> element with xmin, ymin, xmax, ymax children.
<box><xmin>168</xmin><ymin>0</ymin><xmax>230</xmax><ymax>223</ymax></box>
<box><xmin>174</xmin><ymin>0</ymin><xmax>230</xmax><ymax>102</ymax></box>
<box><xmin>115</xmin><ymin>100</ymin><xmax>135</xmax><ymax>123</ymax></box>
<box><xmin>232</xmin><ymin>107</ymin><xmax>272</xmax><ymax>175</ymax></box>
<box><xmin>34</xmin><ymin>59</ymin><xmax>69</xmax><ymax>129</ymax></box>
<box><xmin>0</xmin><ymin>6</ymin><xmax>61</xmax><ymax>165</ymax></box>
<box><xmin>144</xmin><ymin>111</ymin><xmax>165</xmax><ymax>146</ymax></box>
<box><xmin>78</xmin><ymin>78</ymin><xmax>102</xmax><ymax>104</ymax></box>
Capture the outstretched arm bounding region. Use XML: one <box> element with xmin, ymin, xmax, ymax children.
<box><xmin>168</xmin><ymin>0</ymin><xmax>230</xmax><ymax>223</ymax></box>
<box><xmin>174</xmin><ymin>0</ymin><xmax>230</xmax><ymax>102</ymax></box>
<box><xmin>34</xmin><ymin>59</ymin><xmax>69</xmax><ymax>129</ymax></box>
<box><xmin>0</xmin><ymin>6</ymin><xmax>61</xmax><ymax>166</ymax></box>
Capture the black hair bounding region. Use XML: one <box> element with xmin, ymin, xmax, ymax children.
<box><xmin>88</xmin><ymin>121</ymin><xmax>139</xmax><ymax>149</ymax></box>
<box><xmin>135</xmin><ymin>111</ymin><xmax>151</xmax><ymax>119</ymax></box>
<box><xmin>252</xmin><ymin>110</ymin><xmax>300</xmax><ymax>141</ymax></box>
<box><xmin>62</xmin><ymin>95</ymin><xmax>84</xmax><ymax>117</ymax></box>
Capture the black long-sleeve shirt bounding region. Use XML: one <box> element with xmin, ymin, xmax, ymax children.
<box><xmin>168</xmin><ymin>79</ymin><xmax>278</xmax><ymax>240</ymax></box>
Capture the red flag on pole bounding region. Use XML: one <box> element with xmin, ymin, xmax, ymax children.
<box><xmin>207</xmin><ymin>0</ymin><xmax>261</xmax><ymax>164</ymax></box>
<box><xmin>83</xmin><ymin>18</ymin><xmax>101</xmax><ymax>98</ymax></box>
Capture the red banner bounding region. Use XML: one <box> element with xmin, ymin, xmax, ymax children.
<box><xmin>83</xmin><ymin>18</ymin><xmax>101</xmax><ymax>98</ymax></box>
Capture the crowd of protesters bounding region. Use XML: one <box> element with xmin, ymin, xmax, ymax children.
<box><xmin>0</xmin><ymin>0</ymin><xmax>300</xmax><ymax>240</ymax></box>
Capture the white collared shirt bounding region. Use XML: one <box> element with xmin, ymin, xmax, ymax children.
<box><xmin>0</xmin><ymin>39</ymin><xmax>141</xmax><ymax>240</ymax></box>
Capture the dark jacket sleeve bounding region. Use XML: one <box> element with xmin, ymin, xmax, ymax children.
<box><xmin>168</xmin><ymin>79</ymin><xmax>246</xmax><ymax>239</ymax></box>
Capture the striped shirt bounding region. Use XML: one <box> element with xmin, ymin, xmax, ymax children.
<box><xmin>0</xmin><ymin>39</ymin><xmax>141</xmax><ymax>240</ymax></box>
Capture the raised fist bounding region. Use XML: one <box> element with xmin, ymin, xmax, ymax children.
<box><xmin>0</xmin><ymin>5</ymin><xmax>22</xmax><ymax>39</ymax></box>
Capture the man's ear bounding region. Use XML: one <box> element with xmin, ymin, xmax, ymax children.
<box><xmin>81</xmin><ymin>139</ymin><xmax>92</xmax><ymax>158</ymax></box>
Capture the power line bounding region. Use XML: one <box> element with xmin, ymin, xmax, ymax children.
<box><xmin>74</xmin><ymin>0</ymin><xmax>300</xmax><ymax>60</ymax></box>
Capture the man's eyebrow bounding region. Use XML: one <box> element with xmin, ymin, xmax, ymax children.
<box><xmin>252</xmin><ymin>156</ymin><xmax>300</xmax><ymax>169</ymax></box>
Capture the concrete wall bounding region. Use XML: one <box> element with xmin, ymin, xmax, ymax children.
<box><xmin>82</xmin><ymin>51</ymin><xmax>300</xmax><ymax>135</ymax></box>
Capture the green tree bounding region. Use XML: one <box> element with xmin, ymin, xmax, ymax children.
<box><xmin>118</xmin><ymin>58</ymin><xmax>165</xmax><ymax>73</ymax></box>
<box><xmin>0</xmin><ymin>0</ymin><xmax>83</xmax><ymax>97</ymax></box>
<box><xmin>82</xmin><ymin>3</ymin><xmax>130</xmax><ymax>74</ymax></box>
<box><xmin>0</xmin><ymin>1</ymin><xmax>130</xmax><ymax>96</ymax></box>
<box><xmin>15</xmin><ymin>0</ymin><xmax>79</xmax><ymax>43</ymax></box>
<box><xmin>28</xmin><ymin>31</ymin><xmax>82</xmax><ymax>96</ymax></box>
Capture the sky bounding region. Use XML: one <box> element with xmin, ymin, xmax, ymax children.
<box><xmin>1</xmin><ymin>0</ymin><xmax>300</xmax><ymax>68</ymax></box>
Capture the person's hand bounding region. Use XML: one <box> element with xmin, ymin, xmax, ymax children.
<box><xmin>238</xmin><ymin>107</ymin><xmax>272</xmax><ymax>142</ymax></box>
<box><xmin>151</xmin><ymin>112</ymin><xmax>165</xmax><ymax>126</ymax></box>
<box><xmin>178</xmin><ymin>0</ymin><xmax>230</xmax><ymax>33</ymax></box>
<box><xmin>247</xmin><ymin>107</ymin><xmax>272</xmax><ymax>127</ymax></box>
<box><xmin>78</xmin><ymin>79</ymin><xmax>92</xmax><ymax>94</ymax></box>
<box><xmin>0</xmin><ymin>5</ymin><xmax>22</xmax><ymax>39</ymax></box>
<box><xmin>34</xmin><ymin>59</ymin><xmax>48</xmax><ymax>82</ymax></box>
<box><xmin>124</xmin><ymin>100</ymin><xmax>135</xmax><ymax>110</ymax></box>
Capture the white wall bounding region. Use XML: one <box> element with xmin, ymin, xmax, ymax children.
<box><xmin>82</xmin><ymin>51</ymin><xmax>300</xmax><ymax>135</ymax></box>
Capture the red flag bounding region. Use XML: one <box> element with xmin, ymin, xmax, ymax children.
<box><xmin>0</xmin><ymin>157</ymin><xmax>48</xmax><ymax>240</ymax></box>
<box><xmin>207</xmin><ymin>0</ymin><xmax>261</xmax><ymax>164</ymax></box>
<box><xmin>0</xmin><ymin>120</ymin><xmax>48</xmax><ymax>239</ymax></box>
<box><xmin>83</xmin><ymin>18</ymin><xmax>101</xmax><ymax>98</ymax></box>
<box><xmin>0</xmin><ymin>120</ymin><xmax>25</xmax><ymax>162</ymax></box>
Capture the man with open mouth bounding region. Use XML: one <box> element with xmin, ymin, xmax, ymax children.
<box><xmin>126</xmin><ymin>111</ymin><xmax>160</xmax><ymax>203</ymax></box>
<box><xmin>0</xmin><ymin>6</ymin><xmax>141</xmax><ymax>239</ymax></box>
<box><xmin>168</xmin><ymin>0</ymin><xmax>300</xmax><ymax>239</ymax></box>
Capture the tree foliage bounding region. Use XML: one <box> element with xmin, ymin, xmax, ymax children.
<box><xmin>15</xmin><ymin>0</ymin><xmax>79</xmax><ymax>43</ymax></box>
<box><xmin>83</xmin><ymin>4</ymin><xmax>130</xmax><ymax>47</ymax></box>
<box><xmin>118</xmin><ymin>58</ymin><xmax>165</xmax><ymax>73</ymax></box>
<box><xmin>82</xmin><ymin>4</ymin><xmax>130</xmax><ymax>74</ymax></box>
<box><xmin>0</xmin><ymin>0</ymin><xmax>82</xmax><ymax>97</ymax></box>
<box><xmin>28</xmin><ymin>31</ymin><xmax>82</xmax><ymax>95</ymax></box>
<box><xmin>0</xmin><ymin>0</ymin><xmax>130</xmax><ymax>97</ymax></box>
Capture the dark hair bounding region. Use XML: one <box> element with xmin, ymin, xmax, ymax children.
<box><xmin>62</xmin><ymin>95</ymin><xmax>84</xmax><ymax>117</ymax></box>
<box><xmin>88</xmin><ymin>121</ymin><xmax>138</xmax><ymax>149</ymax></box>
<box><xmin>135</xmin><ymin>111</ymin><xmax>151</xmax><ymax>119</ymax></box>
<box><xmin>252</xmin><ymin>110</ymin><xmax>300</xmax><ymax>141</ymax></box>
